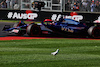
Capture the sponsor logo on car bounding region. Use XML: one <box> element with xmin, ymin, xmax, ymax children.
<box><xmin>61</xmin><ymin>27</ymin><xmax>74</xmax><ymax>33</ymax></box>
<box><xmin>12</xmin><ymin>29</ymin><xmax>19</xmax><ymax>33</ymax></box>
<box><xmin>94</xmin><ymin>16</ymin><xmax>100</xmax><ymax>23</ymax></box>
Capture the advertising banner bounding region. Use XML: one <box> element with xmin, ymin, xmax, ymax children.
<box><xmin>0</xmin><ymin>10</ymin><xmax>100</xmax><ymax>23</ymax></box>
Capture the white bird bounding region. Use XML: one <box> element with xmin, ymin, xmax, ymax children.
<box><xmin>51</xmin><ymin>49</ymin><xmax>59</xmax><ymax>56</ymax></box>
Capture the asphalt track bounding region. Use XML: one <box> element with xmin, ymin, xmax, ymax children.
<box><xmin>0</xmin><ymin>22</ymin><xmax>14</xmax><ymax>37</ymax></box>
<box><xmin>0</xmin><ymin>22</ymin><xmax>100</xmax><ymax>40</ymax></box>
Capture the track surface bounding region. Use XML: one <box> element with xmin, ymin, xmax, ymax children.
<box><xmin>0</xmin><ymin>36</ymin><xmax>100</xmax><ymax>40</ymax></box>
<box><xmin>0</xmin><ymin>22</ymin><xmax>100</xmax><ymax>40</ymax></box>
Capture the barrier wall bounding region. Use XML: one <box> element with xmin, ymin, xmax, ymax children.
<box><xmin>0</xmin><ymin>10</ymin><xmax>100</xmax><ymax>23</ymax></box>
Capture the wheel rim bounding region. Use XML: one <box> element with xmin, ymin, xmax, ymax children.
<box><xmin>92</xmin><ymin>27</ymin><xmax>100</xmax><ymax>38</ymax></box>
<box><xmin>30</xmin><ymin>26</ymin><xmax>41</xmax><ymax>36</ymax></box>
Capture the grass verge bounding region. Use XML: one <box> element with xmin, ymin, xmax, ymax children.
<box><xmin>0</xmin><ymin>20</ymin><xmax>40</xmax><ymax>24</ymax></box>
<box><xmin>0</xmin><ymin>39</ymin><xmax>100</xmax><ymax>67</ymax></box>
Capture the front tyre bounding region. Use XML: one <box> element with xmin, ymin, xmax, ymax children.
<box><xmin>88</xmin><ymin>26</ymin><xmax>100</xmax><ymax>38</ymax></box>
<box><xmin>27</xmin><ymin>24</ymin><xmax>41</xmax><ymax>36</ymax></box>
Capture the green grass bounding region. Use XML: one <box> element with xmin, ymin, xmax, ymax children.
<box><xmin>0</xmin><ymin>39</ymin><xmax>100</xmax><ymax>67</ymax></box>
<box><xmin>0</xmin><ymin>20</ymin><xmax>18</xmax><ymax>22</ymax></box>
<box><xmin>0</xmin><ymin>20</ymin><xmax>40</xmax><ymax>24</ymax></box>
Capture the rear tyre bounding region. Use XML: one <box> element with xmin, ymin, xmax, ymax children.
<box><xmin>88</xmin><ymin>26</ymin><xmax>100</xmax><ymax>38</ymax></box>
<box><xmin>27</xmin><ymin>24</ymin><xmax>41</xmax><ymax>36</ymax></box>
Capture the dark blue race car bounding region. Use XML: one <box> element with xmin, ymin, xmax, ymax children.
<box><xmin>2</xmin><ymin>19</ymin><xmax>100</xmax><ymax>38</ymax></box>
<box><xmin>42</xmin><ymin>18</ymin><xmax>100</xmax><ymax>38</ymax></box>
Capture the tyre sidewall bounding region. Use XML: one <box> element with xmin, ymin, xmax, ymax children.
<box><xmin>27</xmin><ymin>24</ymin><xmax>41</xmax><ymax>36</ymax></box>
<box><xmin>88</xmin><ymin>26</ymin><xmax>100</xmax><ymax>38</ymax></box>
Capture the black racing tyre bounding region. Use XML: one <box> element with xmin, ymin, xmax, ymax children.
<box><xmin>88</xmin><ymin>26</ymin><xmax>100</xmax><ymax>38</ymax></box>
<box><xmin>27</xmin><ymin>24</ymin><xmax>41</xmax><ymax>36</ymax></box>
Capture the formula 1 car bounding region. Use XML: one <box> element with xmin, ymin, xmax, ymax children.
<box><xmin>43</xmin><ymin>19</ymin><xmax>100</xmax><ymax>38</ymax></box>
<box><xmin>2</xmin><ymin>19</ymin><xmax>100</xmax><ymax>38</ymax></box>
<box><xmin>2</xmin><ymin>21</ymin><xmax>53</xmax><ymax>36</ymax></box>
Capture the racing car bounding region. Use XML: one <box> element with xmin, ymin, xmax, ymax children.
<box><xmin>2</xmin><ymin>19</ymin><xmax>100</xmax><ymax>38</ymax></box>
<box><xmin>2</xmin><ymin>20</ymin><xmax>53</xmax><ymax>36</ymax></box>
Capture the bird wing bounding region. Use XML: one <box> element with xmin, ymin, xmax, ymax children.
<box><xmin>51</xmin><ymin>49</ymin><xmax>59</xmax><ymax>55</ymax></box>
<box><xmin>51</xmin><ymin>52</ymin><xmax>56</xmax><ymax>55</ymax></box>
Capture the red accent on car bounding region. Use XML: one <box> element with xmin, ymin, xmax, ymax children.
<box><xmin>25</xmin><ymin>10</ymin><xmax>33</xmax><ymax>14</ymax></box>
<box><xmin>17</xmin><ymin>21</ymin><xmax>21</xmax><ymax>27</ymax></box>
<box><xmin>42</xmin><ymin>31</ymin><xmax>49</xmax><ymax>34</ymax></box>
<box><xmin>70</xmin><ymin>12</ymin><xmax>78</xmax><ymax>16</ymax></box>
<box><xmin>43</xmin><ymin>19</ymin><xmax>53</xmax><ymax>22</ymax></box>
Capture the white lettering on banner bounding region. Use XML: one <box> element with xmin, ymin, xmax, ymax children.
<box><xmin>7</xmin><ymin>12</ymin><xmax>38</xmax><ymax>20</ymax></box>
<box><xmin>57</xmin><ymin>14</ymin><xmax>62</xmax><ymax>21</ymax></box>
<box><xmin>51</xmin><ymin>14</ymin><xmax>83</xmax><ymax>21</ymax></box>
<box><xmin>51</xmin><ymin>14</ymin><xmax>57</xmax><ymax>21</ymax></box>
<box><xmin>7</xmin><ymin>12</ymin><xmax>13</xmax><ymax>18</ymax></box>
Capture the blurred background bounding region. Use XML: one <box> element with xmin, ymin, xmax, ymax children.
<box><xmin>0</xmin><ymin>0</ymin><xmax>100</xmax><ymax>12</ymax></box>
